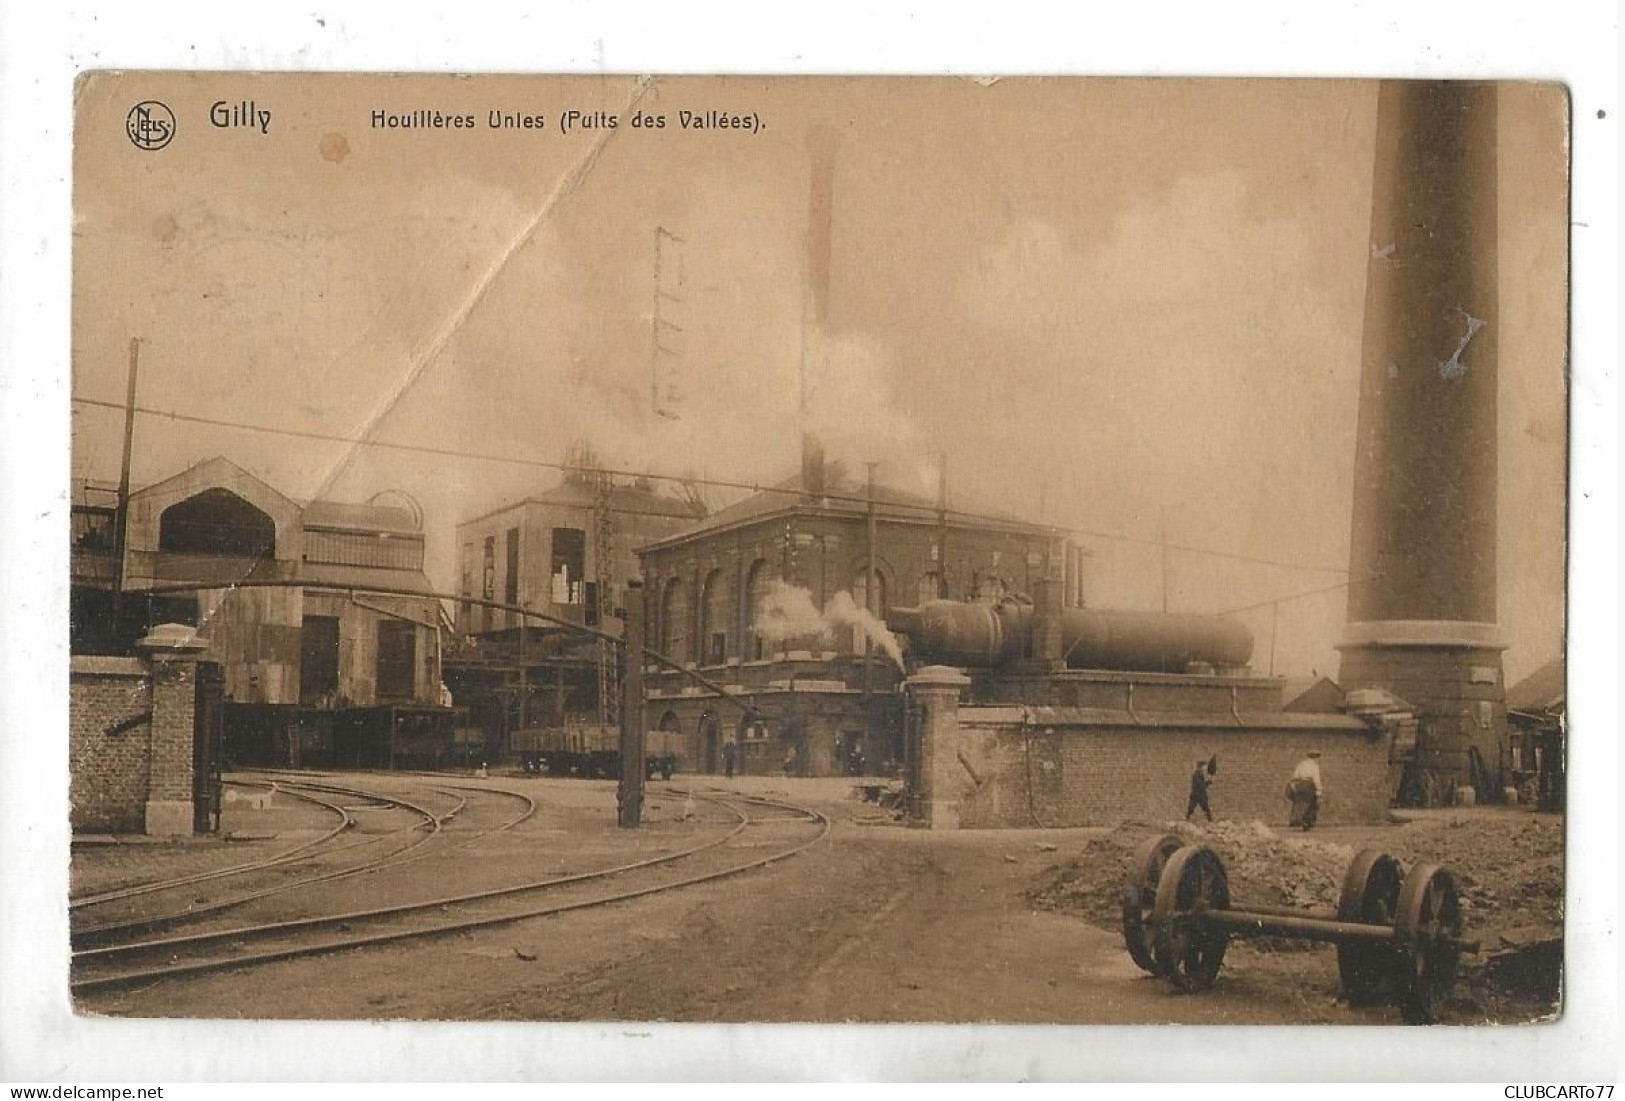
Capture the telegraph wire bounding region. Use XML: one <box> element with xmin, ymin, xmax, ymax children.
<box><xmin>1214</xmin><ymin>574</ymin><xmax>1383</xmax><ymax>617</ymax></box>
<box><xmin>70</xmin><ymin>394</ymin><xmax>1353</xmax><ymax>576</ymax></box>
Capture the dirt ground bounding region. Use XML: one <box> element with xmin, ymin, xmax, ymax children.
<box><xmin>1029</xmin><ymin>808</ymin><xmax>1564</xmax><ymax>1023</ymax></box>
<box><xmin>72</xmin><ymin>771</ymin><xmax>1564</xmax><ymax>1026</ymax></box>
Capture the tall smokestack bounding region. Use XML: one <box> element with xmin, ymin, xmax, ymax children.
<box><xmin>801</xmin><ymin>432</ymin><xmax>826</xmax><ymax>502</ymax></box>
<box><xmin>800</xmin><ymin>126</ymin><xmax>840</xmax><ymax>503</ymax></box>
<box><xmin>806</xmin><ymin>125</ymin><xmax>838</xmax><ymax>330</ymax></box>
<box><xmin>1339</xmin><ymin>81</ymin><xmax>1507</xmax><ymax>800</ymax></box>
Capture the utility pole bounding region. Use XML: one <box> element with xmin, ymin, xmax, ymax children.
<box><xmin>616</xmin><ymin>579</ymin><xmax>646</xmax><ymax>828</ymax></box>
<box><xmin>651</xmin><ymin>226</ymin><xmax>685</xmax><ymax>421</ymax></box>
<box><xmin>113</xmin><ymin>337</ymin><xmax>141</xmax><ymax>633</ymax></box>
<box><xmin>1159</xmin><ymin>503</ymin><xmax>1170</xmax><ymax>615</ymax></box>
<box><xmin>936</xmin><ymin>452</ymin><xmax>949</xmax><ymax>597</ymax></box>
<box><xmin>864</xmin><ymin>460</ymin><xmax>878</xmax><ymax>695</ymax></box>
<box><xmin>517</xmin><ymin>606</ymin><xmax>528</xmax><ymax>734</ymax></box>
<box><xmin>593</xmin><ymin>465</ymin><xmax>618</xmax><ymax>725</ymax></box>
<box><xmin>1269</xmin><ymin>599</ymin><xmax>1280</xmax><ymax>677</ymax></box>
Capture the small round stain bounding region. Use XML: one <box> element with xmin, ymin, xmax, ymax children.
<box><xmin>151</xmin><ymin>214</ymin><xmax>179</xmax><ymax>243</ymax></box>
<box><xmin>1598</xmin><ymin>109</ymin><xmax>1607</xmax><ymax>120</ymax></box>
<box><xmin>319</xmin><ymin>132</ymin><xmax>350</xmax><ymax>163</ymax></box>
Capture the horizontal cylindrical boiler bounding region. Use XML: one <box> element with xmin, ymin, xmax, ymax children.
<box><xmin>885</xmin><ymin>599</ymin><xmax>1254</xmax><ymax>673</ymax></box>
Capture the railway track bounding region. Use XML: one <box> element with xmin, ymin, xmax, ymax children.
<box><xmin>71</xmin><ymin>788</ymin><xmax>829</xmax><ymax>996</ymax></box>
<box><xmin>69</xmin><ymin>778</ymin><xmax>357</xmax><ymax>908</ymax></box>
<box><xmin>71</xmin><ymin>777</ymin><xmax>535</xmax><ymax>945</ymax></box>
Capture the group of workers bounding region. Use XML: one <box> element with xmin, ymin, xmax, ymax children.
<box><xmin>717</xmin><ymin>738</ymin><xmax>1329</xmax><ymax>828</ymax></box>
<box><xmin>1185</xmin><ymin>752</ymin><xmax>1325</xmax><ymax>830</ymax></box>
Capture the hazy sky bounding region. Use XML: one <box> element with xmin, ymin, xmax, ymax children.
<box><xmin>71</xmin><ymin>74</ymin><xmax>1568</xmax><ymax>682</ymax></box>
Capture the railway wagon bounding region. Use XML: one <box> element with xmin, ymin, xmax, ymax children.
<box><xmin>511</xmin><ymin>723</ymin><xmax>679</xmax><ymax>780</ymax></box>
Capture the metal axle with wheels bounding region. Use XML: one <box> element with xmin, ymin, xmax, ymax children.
<box><xmin>1119</xmin><ymin>838</ymin><xmax>1477</xmax><ymax>1023</ymax></box>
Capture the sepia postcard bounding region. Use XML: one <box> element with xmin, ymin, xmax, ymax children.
<box><xmin>65</xmin><ymin>72</ymin><xmax>1568</xmax><ymax>1033</ymax></box>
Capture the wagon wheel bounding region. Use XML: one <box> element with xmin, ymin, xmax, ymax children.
<box><xmin>1121</xmin><ymin>833</ymin><xmax>1184</xmax><ymax>975</ymax></box>
<box><xmin>1392</xmin><ymin>863</ymin><xmax>1464</xmax><ymax>1024</ymax></box>
<box><xmin>1151</xmin><ymin>845</ymin><xmax>1231</xmax><ymax>993</ymax></box>
<box><xmin>1335</xmin><ymin>850</ymin><xmax>1403</xmax><ymax>1007</ymax></box>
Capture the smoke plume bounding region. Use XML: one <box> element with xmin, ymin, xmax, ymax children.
<box><xmin>753</xmin><ymin>580</ymin><xmax>906</xmax><ymax>670</ymax></box>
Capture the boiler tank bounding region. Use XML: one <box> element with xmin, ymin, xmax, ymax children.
<box><xmin>885</xmin><ymin>599</ymin><xmax>1253</xmax><ymax>673</ymax></box>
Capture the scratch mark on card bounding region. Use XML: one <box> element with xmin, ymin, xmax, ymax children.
<box><xmin>1439</xmin><ymin>307</ymin><xmax>1486</xmax><ymax>380</ymax></box>
<box><xmin>309</xmin><ymin>75</ymin><xmax>655</xmax><ymax>502</ymax></box>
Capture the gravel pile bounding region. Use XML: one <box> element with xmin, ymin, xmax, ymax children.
<box><xmin>1030</xmin><ymin>818</ymin><xmax>1358</xmax><ymax>933</ymax></box>
<box><xmin>1385</xmin><ymin>815</ymin><xmax>1565</xmax><ymax>942</ymax></box>
<box><xmin>1030</xmin><ymin>811</ymin><xmax>1565</xmax><ymax>1014</ymax></box>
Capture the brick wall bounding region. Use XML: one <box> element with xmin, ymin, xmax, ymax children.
<box><xmin>645</xmin><ymin>686</ymin><xmax>900</xmax><ymax>777</ymax></box>
<box><xmin>147</xmin><ymin>658</ymin><xmax>197</xmax><ymax>803</ymax></box>
<box><xmin>948</xmin><ymin>708</ymin><xmax>1393</xmax><ymax>828</ymax></box>
<box><xmin>69</xmin><ymin>657</ymin><xmax>154</xmax><ymax>832</ymax></box>
<box><xmin>640</xmin><ymin>509</ymin><xmax>1060</xmax><ymax>668</ymax></box>
<box><xmin>70</xmin><ymin>653</ymin><xmax>203</xmax><ymax>834</ymax></box>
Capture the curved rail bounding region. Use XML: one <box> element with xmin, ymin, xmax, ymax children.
<box><xmin>69</xmin><ymin>780</ymin><xmax>355</xmax><ymax>909</ymax></box>
<box><xmin>75</xmin><ymin>786</ymin><xmax>740</xmax><ymax>962</ymax></box>
<box><xmin>71</xmin><ymin>790</ymin><xmax>829</xmax><ymax>994</ymax></box>
<box><xmin>73</xmin><ymin>779</ymin><xmax>473</xmax><ymax>944</ymax></box>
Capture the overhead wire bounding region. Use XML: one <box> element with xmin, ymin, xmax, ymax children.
<box><xmin>71</xmin><ymin>394</ymin><xmax>1353</xmax><ymax>576</ymax></box>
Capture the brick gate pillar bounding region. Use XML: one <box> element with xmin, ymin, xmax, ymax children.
<box><xmin>906</xmin><ymin>664</ymin><xmax>971</xmax><ymax>829</ymax></box>
<box><xmin>135</xmin><ymin>623</ymin><xmax>210</xmax><ymax>836</ymax></box>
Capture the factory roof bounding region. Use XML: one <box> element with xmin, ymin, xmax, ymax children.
<box><xmin>81</xmin><ymin>461</ymin><xmax>424</xmax><ymax>537</ymax></box>
<box><xmin>1282</xmin><ymin>676</ymin><xmax>1344</xmax><ymax>713</ymax></box>
<box><xmin>638</xmin><ymin>460</ymin><xmax>1055</xmax><ymax>553</ymax></box>
<box><xmin>302</xmin><ymin>499</ymin><xmax>422</xmax><ymax>536</ymax></box>
<box><xmin>299</xmin><ymin>562</ymin><xmax>439</xmax><ymax>596</ymax></box>
<box><xmin>1505</xmin><ymin>659</ymin><xmax>1565</xmax><ymax>717</ymax></box>
<box><xmin>459</xmin><ymin>476</ymin><xmax>700</xmax><ymax>528</ymax></box>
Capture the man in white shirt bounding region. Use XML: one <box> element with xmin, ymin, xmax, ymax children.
<box><xmin>1289</xmin><ymin>751</ymin><xmax>1323</xmax><ymax>829</ymax></box>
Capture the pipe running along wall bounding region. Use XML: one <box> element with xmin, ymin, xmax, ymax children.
<box><xmin>885</xmin><ymin>598</ymin><xmax>1254</xmax><ymax>673</ymax></box>
<box><xmin>132</xmin><ymin>578</ymin><xmax>763</xmax><ymax>719</ymax></box>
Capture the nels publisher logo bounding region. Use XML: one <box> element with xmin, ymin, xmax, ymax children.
<box><xmin>126</xmin><ymin>100</ymin><xmax>175</xmax><ymax>150</ymax></box>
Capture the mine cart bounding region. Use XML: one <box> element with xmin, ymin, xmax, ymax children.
<box><xmin>1121</xmin><ymin>835</ymin><xmax>1478</xmax><ymax>1024</ymax></box>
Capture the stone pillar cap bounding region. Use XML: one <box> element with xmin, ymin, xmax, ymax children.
<box><xmin>136</xmin><ymin>622</ymin><xmax>210</xmax><ymax>657</ymax></box>
<box><xmin>1341</xmin><ymin>687</ymin><xmax>1413</xmax><ymax>717</ymax></box>
<box><xmin>906</xmin><ymin>664</ymin><xmax>971</xmax><ymax>689</ymax></box>
<box><xmin>1339</xmin><ymin>620</ymin><xmax>1506</xmax><ymax>649</ymax></box>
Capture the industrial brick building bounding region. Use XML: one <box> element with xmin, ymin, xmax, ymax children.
<box><xmin>70</xmin><ymin>457</ymin><xmax>452</xmax><ymax>784</ymax></box>
<box><xmin>634</xmin><ymin>451</ymin><xmax>1074</xmax><ymax>778</ymax></box>
<box><xmin>452</xmin><ymin>471</ymin><xmax>699</xmax><ymax>635</ymax></box>
<box><xmin>443</xmin><ymin>470</ymin><xmax>700</xmax><ymax>761</ymax></box>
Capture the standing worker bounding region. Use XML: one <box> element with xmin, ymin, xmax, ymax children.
<box><xmin>1185</xmin><ymin>758</ymin><xmax>1215</xmax><ymax>822</ymax></box>
<box><xmin>722</xmin><ymin>738</ymin><xmax>738</xmax><ymax>780</ymax></box>
<box><xmin>1288</xmin><ymin>751</ymin><xmax>1324</xmax><ymax>829</ymax></box>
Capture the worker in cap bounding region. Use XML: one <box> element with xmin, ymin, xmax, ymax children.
<box><xmin>1288</xmin><ymin>751</ymin><xmax>1324</xmax><ymax>830</ymax></box>
<box><xmin>1185</xmin><ymin>757</ymin><xmax>1215</xmax><ymax>822</ymax></box>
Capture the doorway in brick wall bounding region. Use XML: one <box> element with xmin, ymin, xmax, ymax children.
<box><xmin>192</xmin><ymin>661</ymin><xmax>224</xmax><ymax>833</ymax></box>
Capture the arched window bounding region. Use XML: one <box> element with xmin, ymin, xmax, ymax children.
<box><xmin>743</xmin><ymin>559</ymin><xmax>775</xmax><ymax>660</ymax></box>
<box><xmin>698</xmin><ymin>711</ymin><xmax>722</xmax><ymax>773</ymax></box>
<box><xmin>652</xmin><ymin>710</ymin><xmax>682</xmax><ymax>761</ymax></box>
<box><xmin>660</xmin><ymin>577</ymin><xmax>690</xmax><ymax>663</ymax></box>
<box><xmin>974</xmin><ymin>572</ymin><xmax>1010</xmax><ymax>602</ymax></box>
<box><xmin>848</xmin><ymin>567</ymin><xmax>888</xmax><ymax>654</ymax></box>
<box><xmin>158</xmin><ymin>489</ymin><xmax>276</xmax><ymax>557</ymax></box>
<box><xmin>917</xmin><ymin>571</ymin><xmax>947</xmax><ymax>604</ymax></box>
<box><xmin>699</xmin><ymin>567</ymin><xmax>730</xmax><ymax>665</ymax></box>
